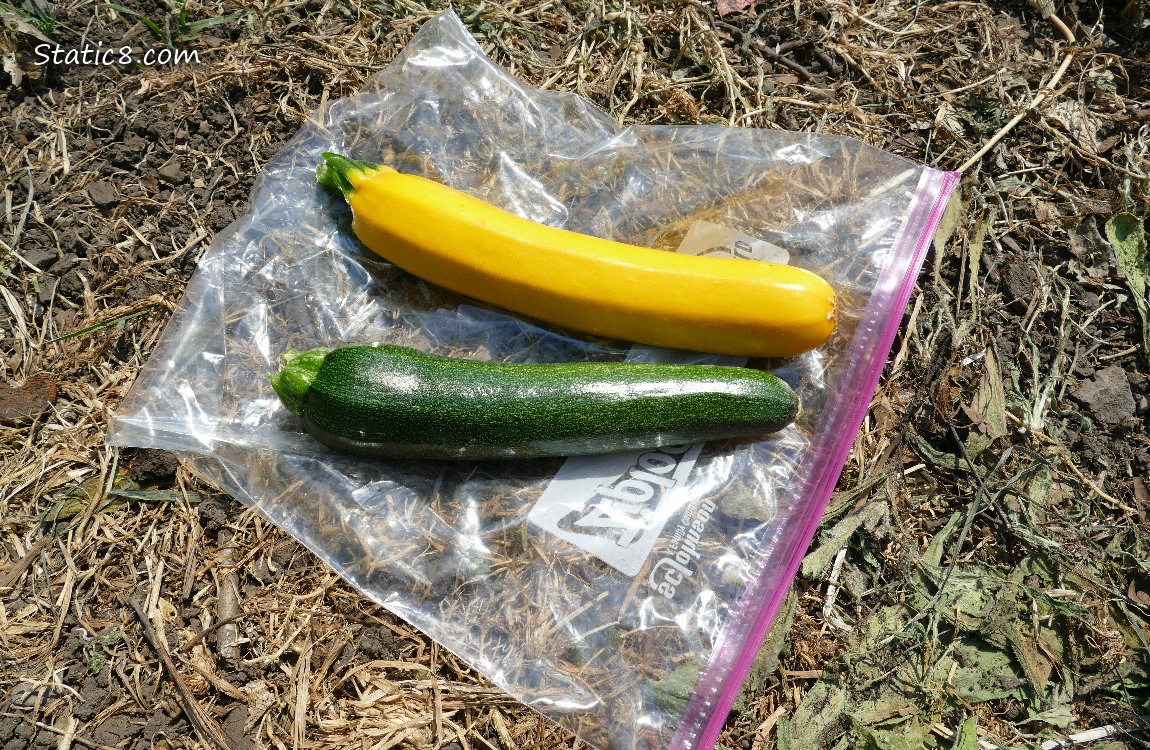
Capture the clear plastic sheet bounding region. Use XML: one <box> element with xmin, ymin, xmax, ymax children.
<box><xmin>108</xmin><ymin>11</ymin><xmax>959</xmax><ymax>750</ymax></box>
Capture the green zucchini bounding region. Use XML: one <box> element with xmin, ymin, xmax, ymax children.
<box><xmin>269</xmin><ymin>344</ymin><xmax>799</xmax><ymax>460</ymax></box>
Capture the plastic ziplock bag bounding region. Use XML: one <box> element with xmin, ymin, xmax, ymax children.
<box><xmin>109</xmin><ymin>11</ymin><xmax>959</xmax><ymax>750</ymax></box>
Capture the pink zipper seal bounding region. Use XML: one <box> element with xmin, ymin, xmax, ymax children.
<box><xmin>670</xmin><ymin>167</ymin><xmax>962</xmax><ymax>750</ymax></box>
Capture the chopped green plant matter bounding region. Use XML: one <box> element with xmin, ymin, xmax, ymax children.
<box><xmin>1106</xmin><ymin>212</ymin><xmax>1149</xmax><ymax>363</ymax></box>
<box><xmin>0</xmin><ymin>0</ymin><xmax>58</xmax><ymax>38</ymax></box>
<box><xmin>105</xmin><ymin>0</ymin><xmax>244</xmax><ymax>47</ymax></box>
<box><xmin>270</xmin><ymin>344</ymin><xmax>799</xmax><ymax>460</ymax></box>
<box><xmin>648</xmin><ymin>659</ymin><xmax>706</xmax><ymax>715</ymax></box>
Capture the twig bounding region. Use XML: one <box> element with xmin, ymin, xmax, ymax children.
<box><xmin>1026</xmin><ymin>0</ymin><xmax>1075</xmax><ymax>42</ymax></box>
<box><xmin>0</xmin><ymin>235</ymin><xmax>42</xmax><ymax>275</ymax></box>
<box><xmin>48</xmin><ymin>556</ymin><xmax>77</xmax><ymax>653</ymax></box>
<box><xmin>179</xmin><ymin>513</ymin><xmax>200</xmax><ymax>628</ymax></box>
<box><xmin>1038</xmin><ymin>715</ymin><xmax>1150</xmax><ymax>749</ymax></box>
<box><xmin>293</xmin><ymin>636</ymin><xmax>312</xmax><ymax>750</ymax></box>
<box><xmin>957</xmin><ymin>0</ymin><xmax>1077</xmax><ymax>173</ymax></box>
<box><xmin>471</xmin><ymin>733</ymin><xmax>502</xmax><ymax>750</ymax></box>
<box><xmin>810</xmin><ymin>48</ymin><xmax>842</xmax><ymax>76</ymax></box>
<box><xmin>821</xmin><ymin>547</ymin><xmax>852</xmax><ymax>632</ymax></box>
<box><xmin>251</xmin><ymin>43</ymin><xmax>381</xmax><ymax>71</ymax></box>
<box><xmin>184</xmin><ymin>648</ymin><xmax>249</xmax><ymax>702</ymax></box>
<box><xmin>179</xmin><ymin>612</ymin><xmax>246</xmax><ymax>653</ymax></box>
<box><xmin>1060</xmin><ymin>458</ymin><xmax>1129</xmax><ymax>510</ymax></box>
<box><xmin>715</xmin><ymin>21</ymin><xmax>814</xmax><ymax>81</ymax></box>
<box><xmin>0</xmin><ymin>533</ymin><xmax>55</xmax><ymax>591</ymax></box>
<box><xmin>14</xmin><ymin>716</ymin><xmax>120</xmax><ymax>750</ymax></box>
<box><xmin>215</xmin><ymin>529</ymin><xmax>242</xmax><ymax>666</ymax></box>
<box><xmin>750</xmin><ymin>705</ymin><xmax>787</xmax><ymax>750</ymax></box>
<box><xmin>125</xmin><ymin>595</ymin><xmax>240</xmax><ymax>750</ymax></box>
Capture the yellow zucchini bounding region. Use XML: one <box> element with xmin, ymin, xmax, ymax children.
<box><xmin>317</xmin><ymin>153</ymin><xmax>837</xmax><ymax>358</ymax></box>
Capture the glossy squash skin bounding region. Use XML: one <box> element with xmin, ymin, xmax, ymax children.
<box><xmin>317</xmin><ymin>153</ymin><xmax>837</xmax><ymax>358</ymax></box>
<box><xmin>269</xmin><ymin>344</ymin><xmax>800</xmax><ymax>460</ymax></box>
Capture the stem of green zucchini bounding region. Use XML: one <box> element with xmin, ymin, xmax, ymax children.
<box><xmin>268</xmin><ymin>347</ymin><xmax>330</xmax><ymax>416</ymax></box>
<box><xmin>316</xmin><ymin>152</ymin><xmax>382</xmax><ymax>199</ymax></box>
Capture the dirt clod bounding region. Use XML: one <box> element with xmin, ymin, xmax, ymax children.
<box><xmin>87</xmin><ymin>180</ymin><xmax>119</xmax><ymax>208</ymax></box>
<box><xmin>357</xmin><ymin>628</ymin><xmax>397</xmax><ymax>660</ymax></box>
<box><xmin>91</xmin><ymin>715</ymin><xmax>138</xmax><ymax>746</ymax></box>
<box><xmin>1002</xmin><ymin>262</ymin><xmax>1038</xmax><ymax>311</ymax></box>
<box><xmin>222</xmin><ymin>705</ymin><xmax>253</xmax><ymax>750</ymax></box>
<box><xmin>47</xmin><ymin>252</ymin><xmax>81</xmax><ymax>276</ymax></box>
<box><xmin>124</xmin><ymin>448</ymin><xmax>181</xmax><ymax>485</ymax></box>
<box><xmin>197</xmin><ymin>495</ymin><xmax>231</xmax><ymax>534</ymax></box>
<box><xmin>1070</xmin><ymin>364</ymin><xmax>1136</xmax><ymax>427</ymax></box>
<box><xmin>23</xmin><ymin>246</ymin><xmax>57</xmax><ymax>269</ymax></box>
<box><xmin>157</xmin><ymin>160</ymin><xmax>187</xmax><ymax>185</ymax></box>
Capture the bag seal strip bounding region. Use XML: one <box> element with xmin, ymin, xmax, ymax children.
<box><xmin>671</xmin><ymin>167</ymin><xmax>962</xmax><ymax>750</ymax></box>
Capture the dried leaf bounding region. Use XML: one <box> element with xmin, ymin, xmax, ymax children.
<box><xmin>1047</xmin><ymin>100</ymin><xmax>1101</xmax><ymax>152</ymax></box>
<box><xmin>852</xmin><ymin>719</ymin><xmax>929</xmax><ymax>750</ymax></box>
<box><xmin>1026</xmin><ymin>467</ymin><xmax>1052</xmax><ymax>520</ymax></box>
<box><xmin>964</xmin><ymin>430</ymin><xmax>993</xmax><ymax>461</ymax></box>
<box><xmin>43</xmin><ymin>476</ymin><xmax>127</xmax><ymax>523</ymax></box>
<box><xmin>908</xmin><ymin>434</ymin><xmax>968</xmax><ymax>473</ymax></box>
<box><xmin>942</xmin><ymin>636</ymin><xmax>1026</xmax><ymax>704</ymax></box>
<box><xmin>0</xmin><ymin>374</ymin><xmax>58</xmax><ymax>421</ymax></box>
<box><xmin>950</xmin><ymin>717</ymin><xmax>979</xmax><ymax>750</ymax></box>
<box><xmin>921</xmin><ymin>512</ymin><xmax>962</xmax><ymax>571</ymax></box>
<box><xmin>934</xmin><ymin>101</ymin><xmax>965</xmax><ymax>139</ymax></box>
<box><xmin>1135</xmin><ymin>477</ymin><xmax>1150</xmax><ymax>523</ymax></box>
<box><xmin>967</xmin><ymin>207</ymin><xmax>992</xmax><ymax>302</ymax></box>
<box><xmin>243</xmin><ymin>680</ymin><xmax>277</xmax><ymax>733</ymax></box>
<box><xmin>43</xmin><ymin>470</ymin><xmax>140</xmax><ymax>523</ymax></box>
<box><xmin>2</xmin><ymin>50</ymin><xmax>22</xmax><ymax>87</ymax></box>
<box><xmin>740</xmin><ymin>588</ymin><xmax>798</xmax><ymax>698</ymax></box>
<box><xmin>1105</xmin><ymin>212</ymin><xmax>1149</xmax><ymax>360</ymax></box>
<box><xmin>801</xmin><ymin>502</ymin><xmax>889</xmax><ymax>578</ymax></box>
<box><xmin>913</xmin><ymin>567</ymin><xmax>1000</xmax><ymax>626</ymax></box>
<box><xmin>933</xmin><ymin>193</ymin><xmax>963</xmax><ymax>258</ymax></box>
<box><xmin>1004</xmin><ymin>621</ymin><xmax>1054</xmax><ymax>697</ymax></box>
<box><xmin>972</xmin><ymin>348</ymin><xmax>1008</xmax><ymax>438</ymax></box>
<box><xmin>108</xmin><ymin>488</ymin><xmax>205</xmax><ymax>504</ymax></box>
<box><xmin>784</xmin><ymin>679</ymin><xmax>847</xmax><ymax>750</ymax></box>
<box><xmin>647</xmin><ymin>659</ymin><xmax>704</xmax><ymax>715</ymax></box>
<box><xmin>1128</xmin><ymin>580</ymin><xmax>1150</xmax><ymax>607</ymax></box>
<box><xmin>716</xmin><ymin>0</ymin><xmax>753</xmax><ymax>15</ymax></box>
<box><xmin>0</xmin><ymin>6</ymin><xmax>53</xmax><ymax>42</ymax></box>
<box><xmin>1027</xmin><ymin>703</ymin><xmax>1076</xmax><ymax>728</ymax></box>
<box><xmin>851</xmin><ymin>695</ymin><xmax>920</xmax><ymax>727</ymax></box>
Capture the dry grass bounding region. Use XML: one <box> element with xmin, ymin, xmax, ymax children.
<box><xmin>2</xmin><ymin>0</ymin><xmax>1149</xmax><ymax>748</ymax></box>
